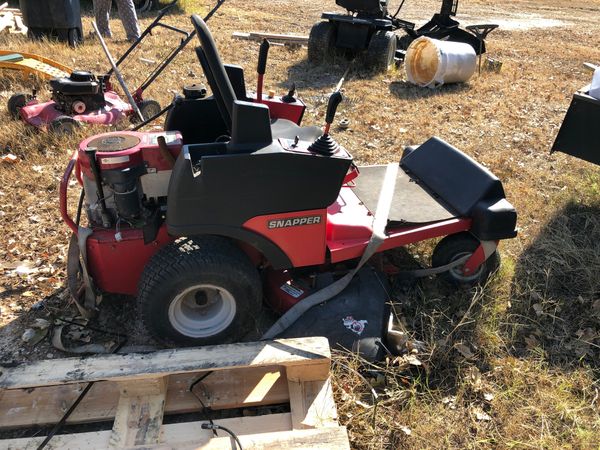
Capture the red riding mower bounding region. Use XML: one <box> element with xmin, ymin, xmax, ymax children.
<box><xmin>60</xmin><ymin>15</ymin><xmax>517</xmax><ymax>351</ymax></box>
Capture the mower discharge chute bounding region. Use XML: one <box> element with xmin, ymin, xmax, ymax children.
<box><xmin>61</xmin><ymin>15</ymin><xmax>517</xmax><ymax>350</ymax></box>
<box><xmin>309</xmin><ymin>0</ymin><xmax>492</xmax><ymax>72</ymax></box>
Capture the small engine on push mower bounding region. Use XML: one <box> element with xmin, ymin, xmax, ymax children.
<box><xmin>61</xmin><ymin>15</ymin><xmax>517</xmax><ymax>354</ymax></box>
<box><xmin>49</xmin><ymin>71</ymin><xmax>109</xmax><ymax>116</ymax></box>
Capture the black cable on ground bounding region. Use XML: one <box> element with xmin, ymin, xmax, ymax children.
<box><xmin>35</xmin><ymin>340</ymin><xmax>127</xmax><ymax>450</ymax></box>
<box><xmin>201</xmin><ymin>423</ymin><xmax>244</xmax><ymax>450</ymax></box>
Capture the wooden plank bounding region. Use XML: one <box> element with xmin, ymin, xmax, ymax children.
<box><xmin>1</xmin><ymin>419</ymin><xmax>349</xmax><ymax>449</ymax></box>
<box><xmin>2</xmin><ymin>413</ymin><xmax>295</xmax><ymax>449</ymax></box>
<box><xmin>0</xmin><ymin>3</ymin><xmax>8</xmax><ymax>12</ymax></box>
<box><xmin>286</xmin><ymin>363</ymin><xmax>337</xmax><ymax>430</ymax></box>
<box><xmin>232</xmin><ymin>31</ymin><xmax>309</xmax><ymax>45</ymax></box>
<box><xmin>0</xmin><ymin>337</ymin><xmax>330</xmax><ymax>390</ymax></box>
<box><xmin>0</xmin><ymin>367</ymin><xmax>289</xmax><ymax>429</ymax></box>
<box><xmin>109</xmin><ymin>377</ymin><xmax>168</xmax><ymax>447</ymax></box>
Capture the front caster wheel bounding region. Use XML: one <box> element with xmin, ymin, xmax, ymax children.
<box><xmin>137</xmin><ymin>237</ymin><xmax>263</xmax><ymax>346</ymax></box>
<box><xmin>432</xmin><ymin>232</ymin><xmax>500</xmax><ymax>286</ymax></box>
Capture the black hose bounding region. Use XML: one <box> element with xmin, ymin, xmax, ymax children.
<box><xmin>201</xmin><ymin>423</ymin><xmax>244</xmax><ymax>450</ymax></box>
<box><xmin>392</xmin><ymin>0</ymin><xmax>406</xmax><ymax>19</ymax></box>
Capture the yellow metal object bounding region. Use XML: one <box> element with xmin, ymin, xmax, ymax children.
<box><xmin>0</xmin><ymin>49</ymin><xmax>71</xmax><ymax>79</ymax></box>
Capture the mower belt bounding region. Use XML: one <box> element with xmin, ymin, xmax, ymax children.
<box><xmin>262</xmin><ymin>163</ymin><xmax>399</xmax><ymax>340</ymax></box>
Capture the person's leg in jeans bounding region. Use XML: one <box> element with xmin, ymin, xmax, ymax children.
<box><xmin>114</xmin><ymin>0</ymin><xmax>141</xmax><ymax>42</ymax></box>
<box><xmin>93</xmin><ymin>0</ymin><xmax>113</xmax><ymax>38</ymax></box>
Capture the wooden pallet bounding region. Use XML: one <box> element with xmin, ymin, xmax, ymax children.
<box><xmin>0</xmin><ymin>337</ymin><xmax>350</xmax><ymax>449</ymax></box>
<box><xmin>0</xmin><ymin>3</ymin><xmax>27</xmax><ymax>35</ymax></box>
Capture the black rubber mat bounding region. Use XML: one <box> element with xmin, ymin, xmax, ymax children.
<box><xmin>352</xmin><ymin>165</ymin><xmax>457</xmax><ymax>227</ymax></box>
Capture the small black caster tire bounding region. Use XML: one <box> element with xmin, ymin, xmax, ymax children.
<box><xmin>432</xmin><ymin>232</ymin><xmax>500</xmax><ymax>286</ymax></box>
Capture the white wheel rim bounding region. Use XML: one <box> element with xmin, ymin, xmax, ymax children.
<box><xmin>448</xmin><ymin>252</ymin><xmax>484</xmax><ymax>282</ymax></box>
<box><xmin>168</xmin><ymin>284</ymin><xmax>236</xmax><ymax>338</ymax></box>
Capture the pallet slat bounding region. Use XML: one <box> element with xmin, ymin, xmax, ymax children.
<box><xmin>0</xmin><ymin>367</ymin><xmax>289</xmax><ymax>429</ymax></box>
<box><xmin>0</xmin><ymin>337</ymin><xmax>330</xmax><ymax>389</ymax></box>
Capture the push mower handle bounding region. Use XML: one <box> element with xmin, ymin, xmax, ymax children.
<box><xmin>60</xmin><ymin>151</ymin><xmax>79</xmax><ymax>234</ymax></box>
<box><xmin>326</xmin><ymin>91</ymin><xmax>343</xmax><ymax>125</ymax></box>
<box><xmin>159</xmin><ymin>0</ymin><xmax>178</xmax><ymax>13</ymax></box>
<box><xmin>257</xmin><ymin>39</ymin><xmax>270</xmax><ymax>75</ymax></box>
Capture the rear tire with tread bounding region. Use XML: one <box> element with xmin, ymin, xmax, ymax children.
<box><xmin>363</xmin><ymin>30</ymin><xmax>397</xmax><ymax>72</ymax></box>
<box><xmin>432</xmin><ymin>232</ymin><xmax>500</xmax><ymax>286</ymax></box>
<box><xmin>137</xmin><ymin>236</ymin><xmax>263</xmax><ymax>347</ymax></box>
<box><xmin>308</xmin><ymin>22</ymin><xmax>336</xmax><ymax>63</ymax></box>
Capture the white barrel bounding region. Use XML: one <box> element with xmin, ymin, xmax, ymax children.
<box><xmin>405</xmin><ymin>37</ymin><xmax>477</xmax><ymax>88</ymax></box>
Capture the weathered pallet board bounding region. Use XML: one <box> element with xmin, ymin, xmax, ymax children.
<box><xmin>0</xmin><ymin>337</ymin><xmax>349</xmax><ymax>449</ymax></box>
<box><xmin>233</xmin><ymin>31</ymin><xmax>309</xmax><ymax>45</ymax></box>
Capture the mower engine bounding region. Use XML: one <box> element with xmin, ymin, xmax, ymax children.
<box><xmin>50</xmin><ymin>71</ymin><xmax>107</xmax><ymax>115</ymax></box>
<box><xmin>78</xmin><ymin>130</ymin><xmax>182</xmax><ymax>240</ymax></box>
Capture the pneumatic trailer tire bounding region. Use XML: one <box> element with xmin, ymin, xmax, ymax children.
<box><xmin>432</xmin><ymin>232</ymin><xmax>500</xmax><ymax>286</ymax></box>
<box><xmin>308</xmin><ymin>22</ymin><xmax>335</xmax><ymax>63</ymax></box>
<box><xmin>137</xmin><ymin>237</ymin><xmax>263</xmax><ymax>347</ymax></box>
<box><xmin>363</xmin><ymin>30</ymin><xmax>397</xmax><ymax>72</ymax></box>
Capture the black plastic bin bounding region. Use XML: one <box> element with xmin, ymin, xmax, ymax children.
<box><xmin>19</xmin><ymin>0</ymin><xmax>83</xmax><ymax>47</ymax></box>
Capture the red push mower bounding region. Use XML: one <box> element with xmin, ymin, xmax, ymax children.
<box><xmin>60</xmin><ymin>15</ymin><xmax>517</xmax><ymax>349</ymax></box>
<box><xmin>6</xmin><ymin>1</ymin><xmax>215</xmax><ymax>133</ymax></box>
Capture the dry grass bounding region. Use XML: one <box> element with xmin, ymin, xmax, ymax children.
<box><xmin>1</xmin><ymin>0</ymin><xmax>600</xmax><ymax>448</ymax></box>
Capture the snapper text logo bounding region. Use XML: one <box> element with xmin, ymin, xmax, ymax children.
<box><xmin>267</xmin><ymin>215</ymin><xmax>322</xmax><ymax>229</ymax></box>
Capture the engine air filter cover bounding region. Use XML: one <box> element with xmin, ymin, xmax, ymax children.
<box><xmin>87</xmin><ymin>134</ymin><xmax>141</xmax><ymax>152</ymax></box>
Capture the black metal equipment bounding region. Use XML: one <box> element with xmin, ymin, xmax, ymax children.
<box><xmin>552</xmin><ymin>74</ymin><xmax>600</xmax><ymax>166</ymax></box>
<box><xmin>19</xmin><ymin>0</ymin><xmax>83</xmax><ymax>47</ymax></box>
<box><xmin>308</xmin><ymin>0</ymin><xmax>493</xmax><ymax>72</ymax></box>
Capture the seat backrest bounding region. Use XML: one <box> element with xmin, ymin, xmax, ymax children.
<box><xmin>191</xmin><ymin>14</ymin><xmax>237</xmax><ymax>129</ymax></box>
<box><xmin>337</xmin><ymin>0</ymin><xmax>384</xmax><ymax>14</ymax></box>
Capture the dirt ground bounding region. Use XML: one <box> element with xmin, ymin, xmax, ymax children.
<box><xmin>1</xmin><ymin>0</ymin><xmax>600</xmax><ymax>448</ymax></box>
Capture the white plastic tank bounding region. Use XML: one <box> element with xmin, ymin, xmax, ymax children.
<box><xmin>405</xmin><ymin>37</ymin><xmax>477</xmax><ymax>88</ymax></box>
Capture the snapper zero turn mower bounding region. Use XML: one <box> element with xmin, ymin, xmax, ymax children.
<box><xmin>309</xmin><ymin>0</ymin><xmax>492</xmax><ymax>71</ymax></box>
<box><xmin>60</xmin><ymin>15</ymin><xmax>517</xmax><ymax>348</ymax></box>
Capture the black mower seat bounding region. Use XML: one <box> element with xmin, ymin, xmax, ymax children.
<box><xmin>271</xmin><ymin>118</ymin><xmax>322</xmax><ymax>142</ymax></box>
<box><xmin>49</xmin><ymin>77</ymin><xmax>99</xmax><ymax>96</ymax></box>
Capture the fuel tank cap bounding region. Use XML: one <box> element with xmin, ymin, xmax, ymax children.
<box><xmin>87</xmin><ymin>134</ymin><xmax>140</xmax><ymax>152</ymax></box>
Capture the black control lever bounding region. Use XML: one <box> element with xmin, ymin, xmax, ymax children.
<box><xmin>282</xmin><ymin>83</ymin><xmax>296</xmax><ymax>103</ymax></box>
<box><xmin>256</xmin><ymin>39</ymin><xmax>270</xmax><ymax>101</ymax></box>
<box><xmin>324</xmin><ymin>91</ymin><xmax>343</xmax><ymax>134</ymax></box>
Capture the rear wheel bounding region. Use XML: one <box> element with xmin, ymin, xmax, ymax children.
<box><xmin>432</xmin><ymin>232</ymin><xmax>500</xmax><ymax>286</ymax></box>
<box><xmin>67</xmin><ymin>28</ymin><xmax>81</xmax><ymax>48</ymax></box>
<box><xmin>8</xmin><ymin>93</ymin><xmax>27</xmax><ymax>119</ymax></box>
<box><xmin>133</xmin><ymin>0</ymin><xmax>155</xmax><ymax>13</ymax></box>
<box><xmin>136</xmin><ymin>99</ymin><xmax>162</xmax><ymax>122</ymax></box>
<box><xmin>363</xmin><ymin>30</ymin><xmax>397</xmax><ymax>72</ymax></box>
<box><xmin>137</xmin><ymin>237</ymin><xmax>263</xmax><ymax>346</ymax></box>
<box><xmin>308</xmin><ymin>22</ymin><xmax>336</xmax><ymax>63</ymax></box>
<box><xmin>49</xmin><ymin>115</ymin><xmax>79</xmax><ymax>135</ymax></box>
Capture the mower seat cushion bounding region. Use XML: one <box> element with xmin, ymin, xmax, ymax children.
<box><xmin>49</xmin><ymin>77</ymin><xmax>99</xmax><ymax>96</ymax></box>
<box><xmin>271</xmin><ymin>118</ymin><xmax>322</xmax><ymax>142</ymax></box>
<box><xmin>401</xmin><ymin>136</ymin><xmax>517</xmax><ymax>240</ymax></box>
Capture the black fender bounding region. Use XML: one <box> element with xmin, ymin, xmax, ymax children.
<box><xmin>173</xmin><ymin>225</ymin><xmax>293</xmax><ymax>269</ymax></box>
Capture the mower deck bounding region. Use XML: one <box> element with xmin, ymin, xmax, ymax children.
<box><xmin>19</xmin><ymin>91</ymin><xmax>132</xmax><ymax>127</ymax></box>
